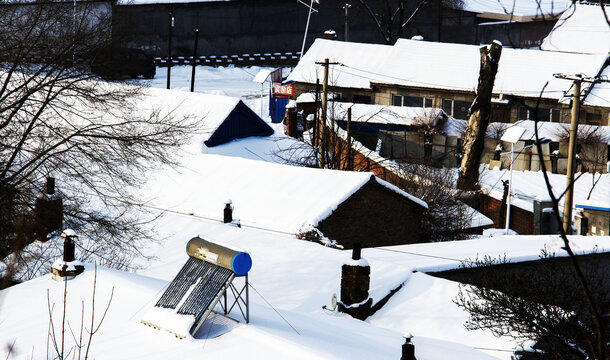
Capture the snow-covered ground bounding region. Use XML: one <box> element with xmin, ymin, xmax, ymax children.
<box><xmin>140</xmin><ymin>65</ymin><xmax>285</xmax><ymax>120</ymax></box>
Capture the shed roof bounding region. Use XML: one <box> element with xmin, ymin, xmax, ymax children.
<box><xmin>144</xmin><ymin>153</ymin><xmax>427</xmax><ymax>235</ymax></box>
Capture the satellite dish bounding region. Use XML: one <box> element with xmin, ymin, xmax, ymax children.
<box><xmin>331</xmin><ymin>293</ymin><xmax>337</xmax><ymax>311</ymax></box>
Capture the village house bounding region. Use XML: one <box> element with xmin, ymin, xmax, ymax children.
<box><xmin>145</xmin><ymin>153</ymin><xmax>429</xmax><ymax>249</ymax></box>
<box><xmin>287</xmin><ymin>37</ymin><xmax>610</xmax><ymax>126</ymax></box>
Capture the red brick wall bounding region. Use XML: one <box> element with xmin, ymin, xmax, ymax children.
<box><xmin>478</xmin><ymin>194</ymin><xmax>534</xmax><ymax>235</ymax></box>
<box><xmin>317</xmin><ymin>179</ymin><xmax>424</xmax><ymax>249</ymax></box>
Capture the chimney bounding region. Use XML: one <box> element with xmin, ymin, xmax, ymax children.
<box><xmin>223</xmin><ymin>199</ymin><xmax>233</xmax><ymax>223</ymax></box>
<box><xmin>50</xmin><ymin>229</ymin><xmax>84</xmax><ymax>281</ymax></box>
<box><xmin>338</xmin><ymin>243</ymin><xmax>372</xmax><ymax>319</ymax></box>
<box><xmin>46</xmin><ymin>177</ymin><xmax>55</xmax><ymax>195</ymax></box>
<box><xmin>400</xmin><ymin>333</ymin><xmax>416</xmax><ymax>360</ymax></box>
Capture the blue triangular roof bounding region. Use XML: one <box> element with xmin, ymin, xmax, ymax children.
<box><xmin>204</xmin><ymin>100</ymin><xmax>274</xmax><ymax>147</ymax></box>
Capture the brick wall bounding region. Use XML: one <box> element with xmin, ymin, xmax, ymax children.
<box><xmin>317</xmin><ymin>179</ymin><xmax>424</xmax><ymax>249</ymax></box>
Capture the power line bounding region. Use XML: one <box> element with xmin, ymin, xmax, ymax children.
<box><xmin>249</xmin><ymin>283</ymin><xmax>301</xmax><ymax>335</ymax></box>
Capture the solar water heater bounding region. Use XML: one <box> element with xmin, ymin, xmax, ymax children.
<box><xmin>141</xmin><ymin>237</ymin><xmax>252</xmax><ymax>338</ymax></box>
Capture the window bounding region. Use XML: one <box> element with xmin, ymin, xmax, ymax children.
<box><xmin>392</xmin><ymin>94</ymin><xmax>403</xmax><ymax>106</ymax></box>
<box><xmin>442</xmin><ymin>99</ymin><xmax>470</xmax><ymax>119</ymax></box>
<box><xmin>518</xmin><ymin>106</ymin><xmax>555</xmax><ymax>122</ymax></box>
<box><xmin>551</xmin><ymin>109</ymin><xmax>560</xmax><ymax>122</ymax></box>
<box><xmin>454</xmin><ymin>101</ymin><xmax>470</xmax><ymax>119</ymax></box>
<box><xmin>442</xmin><ymin>99</ymin><xmax>453</xmax><ymax>114</ymax></box>
<box><xmin>403</xmin><ymin>95</ymin><xmax>424</xmax><ymax>107</ymax></box>
<box><xmin>586</xmin><ymin>112</ymin><xmax>601</xmax><ymax>125</ymax></box>
<box><xmin>392</xmin><ymin>94</ymin><xmax>433</xmax><ymax>108</ymax></box>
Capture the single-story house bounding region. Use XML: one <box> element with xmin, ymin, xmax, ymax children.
<box><xmin>145</xmin><ymin>153</ymin><xmax>428</xmax><ymax>249</ymax></box>
<box><xmin>287</xmin><ymin>38</ymin><xmax>610</xmax><ymax>126</ymax></box>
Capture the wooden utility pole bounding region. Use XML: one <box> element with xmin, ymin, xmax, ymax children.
<box><xmin>316</xmin><ymin>58</ymin><xmax>339</xmax><ymax>169</ymax></box>
<box><xmin>190</xmin><ymin>28</ymin><xmax>199</xmax><ymax>92</ymax></box>
<box><xmin>554</xmin><ymin>73</ymin><xmax>608</xmax><ymax>233</ymax></box>
<box><xmin>167</xmin><ymin>12</ymin><xmax>174</xmax><ymax>90</ymax></box>
<box><xmin>347</xmin><ymin>107</ymin><xmax>352</xmax><ymax>170</ymax></box>
<box><xmin>457</xmin><ymin>41</ymin><xmax>503</xmax><ymax>191</ymax></box>
<box><xmin>314</xmin><ymin>79</ymin><xmax>320</xmax><ymax>146</ymax></box>
<box><xmin>343</xmin><ymin>3</ymin><xmax>351</xmax><ymax>42</ymax></box>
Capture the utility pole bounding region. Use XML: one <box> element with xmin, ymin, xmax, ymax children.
<box><xmin>347</xmin><ymin>106</ymin><xmax>352</xmax><ymax>170</ymax></box>
<box><xmin>315</xmin><ymin>58</ymin><xmax>339</xmax><ymax>169</ymax></box>
<box><xmin>190</xmin><ymin>28</ymin><xmax>199</xmax><ymax>93</ymax></box>
<box><xmin>167</xmin><ymin>12</ymin><xmax>175</xmax><ymax>90</ymax></box>
<box><xmin>554</xmin><ymin>73</ymin><xmax>609</xmax><ymax>233</ymax></box>
<box><xmin>343</xmin><ymin>3</ymin><xmax>351</xmax><ymax>42</ymax></box>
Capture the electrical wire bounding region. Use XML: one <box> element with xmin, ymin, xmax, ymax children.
<box><xmin>371</xmin><ymin>247</ymin><xmax>470</xmax><ymax>264</ymax></box>
<box><xmin>249</xmin><ymin>283</ymin><xmax>301</xmax><ymax>336</ymax></box>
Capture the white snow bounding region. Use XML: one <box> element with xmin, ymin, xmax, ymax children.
<box><xmin>343</xmin><ymin>257</ymin><xmax>370</xmax><ymax>267</ymax></box>
<box><xmin>541</xmin><ymin>3</ymin><xmax>610</xmax><ymax>54</ymax></box>
<box><xmin>288</xmin><ymin>38</ymin><xmax>607</xmax><ymax>103</ymax></box>
<box><xmin>480</xmin><ymin>167</ymin><xmax>610</xmax><ymax>213</ymax></box>
<box><xmin>2</xmin><ymin>64</ymin><xmax>609</xmax><ymax>360</ymax></box>
<box><xmin>329</xmin><ymin>102</ymin><xmax>447</xmax><ymax>126</ymax></box>
<box><xmin>461</xmin><ymin>0</ymin><xmax>569</xmax><ymax>18</ymax></box>
<box><xmin>143</xmin><ymin>152</ymin><xmax>427</xmax><ymax>235</ymax></box>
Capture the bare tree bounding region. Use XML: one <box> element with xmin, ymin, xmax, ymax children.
<box><xmin>456</xmin><ymin>87</ymin><xmax>609</xmax><ymax>360</ymax></box>
<box><xmin>554</xmin><ymin>124</ymin><xmax>608</xmax><ymax>200</ymax></box>
<box><xmin>455</xmin><ymin>250</ymin><xmax>608</xmax><ymax>359</ymax></box>
<box><xmin>356</xmin><ymin>0</ymin><xmax>428</xmax><ymax>44</ymax></box>
<box><xmin>0</xmin><ymin>2</ymin><xmax>200</xmax><ymax>283</ymax></box>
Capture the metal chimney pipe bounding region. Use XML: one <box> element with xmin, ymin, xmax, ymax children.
<box><xmin>46</xmin><ymin>177</ymin><xmax>55</xmax><ymax>195</ymax></box>
<box><xmin>352</xmin><ymin>242</ymin><xmax>361</xmax><ymax>260</ymax></box>
<box><xmin>224</xmin><ymin>200</ymin><xmax>233</xmax><ymax>224</ymax></box>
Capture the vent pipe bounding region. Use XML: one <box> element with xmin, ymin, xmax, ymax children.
<box><xmin>400</xmin><ymin>333</ymin><xmax>416</xmax><ymax>360</ymax></box>
<box><xmin>51</xmin><ymin>229</ymin><xmax>84</xmax><ymax>281</ymax></box>
<box><xmin>46</xmin><ymin>177</ymin><xmax>55</xmax><ymax>195</ymax></box>
<box><xmin>63</xmin><ymin>229</ymin><xmax>76</xmax><ymax>262</ymax></box>
<box><xmin>224</xmin><ymin>199</ymin><xmax>233</xmax><ymax>223</ymax></box>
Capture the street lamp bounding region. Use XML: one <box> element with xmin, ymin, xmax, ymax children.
<box><xmin>500</xmin><ymin>126</ymin><xmax>551</xmax><ymax>234</ymax></box>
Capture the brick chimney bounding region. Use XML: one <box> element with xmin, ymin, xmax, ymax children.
<box><xmin>338</xmin><ymin>243</ymin><xmax>372</xmax><ymax>319</ymax></box>
<box><xmin>50</xmin><ymin>229</ymin><xmax>84</xmax><ymax>281</ymax></box>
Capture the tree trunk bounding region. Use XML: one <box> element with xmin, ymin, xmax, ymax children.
<box><xmin>457</xmin><ymin>41</ymin><xmax>503</xmax><ymax>191</ymax></box>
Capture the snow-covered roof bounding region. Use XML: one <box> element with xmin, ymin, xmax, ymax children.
<box><xmin>288</xmin><ymin>39</ymin><xmax>608</xmax><ymax>103</ymax></box>
<box><xmin>329</xmin><ymin>102</ymin><xmax>447</xmax><ymax>127</ymax></box>
<box><xmin>144</xmin><ymin>153</ymin><xmax>427</xmax><ymax>235</ymax></box>
<box><xmin>4</xmin><ymin>209</ymin><xmax>608</xmax><ymax>360</ymax></box>
<box><xmin>585</xmin><ymin>65</ymin><xmax>610</xmax><ymax>108</ymax></box>
<box><xmin>496</xmin><ymin>120</ymin><xmax>610</xmax><ymax>144</ymax></box>
<box><xmin>541</xmin><ymin>3</ymin><xmax>610</xmax><ymax>54</ymax></box>
<box><xmin>461</xmin><ymin>0</ymin><xmax>569</xmax><ymax>18</ymax></box>
<box><xmin>286</xmin><ymin>39</ymin><xmax>393</xmax><ymax>90</ymax></box>
<box><xmin>139</xmin><ymin>87</ymin><xmax>273</xmax><ymax>149</ymax></box>
<box><xmin>480</xmin><ymin>168</ymin><xmax>610</xmax><ymax>213</ymax></box>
